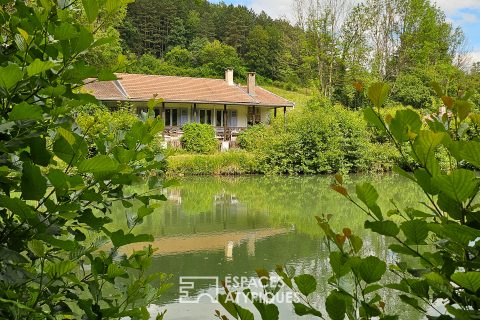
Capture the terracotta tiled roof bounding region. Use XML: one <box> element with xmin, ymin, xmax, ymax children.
<box><xmin>83</xmin><ymin>79</ymin><xmax>125</xmax><ymax>100</ymax></box>
<box><xmin>239</xmin><ymin>86</ymin><xmax>294</xmax><ymax>107</ymax></box>
<box><xmin>83</xmin><ymin>73</ymin><xmax>294</xmax><ymax>107</ymax></box>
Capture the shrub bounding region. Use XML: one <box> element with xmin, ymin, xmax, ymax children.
<box><xmin>167</xmin><ymin>151</ymin><xmax>259</xmax><ymax>175</ymax></box>
<box><xmin>180</xmin><ymin>123</ymin><xmax>218</xmax><ymax>153</ymax></box>
<box><xmin>392</xmin><ymin>72</ymin><xmax>433</xmax><ymax>108</ymax></box>
<box><xmin>261</xmin><ymin>103</ymin><xmax>375</xmax><ymax>174</ymax></box>
<box><xmin>0</xmin><ymin>2</ymin><xmax>170</xmax><ymax>319</ymax></box>
<box><xmin>237</xmin><ymin>124</ymin><xmax>273</xmax><ymax>151</ymax></box>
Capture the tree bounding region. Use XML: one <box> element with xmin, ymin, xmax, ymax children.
<box><xmin>167</xmin><ymin>17</ymin><xmax>188</xmax><ymax>50</ymax></box>
<box><xmin>0</xmin><ymin>1</ymin><xmax>170</xmax><ymax>318</ymax></box>
<box><xmin>198</xmin><ymin>40</ymin><xmax>244</xmax><ymax>77</ymax></box>
<box><xmin>245</xmin><ymin>25</ymin><xmax>270</xmax><ymax>76</ymax></box>
<box><xmin>165</xmin><ymin>46</ymin><xmax>194</xmax><ymax>67</ymax></box>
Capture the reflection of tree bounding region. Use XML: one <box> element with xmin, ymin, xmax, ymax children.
<box><xmin>116</xmin><ymin>176</ymin><xmax>424</xmax><ymax>319</ymax></box>
<box><xmin>111</xmin><ymin>174</ymin><xmax>423</xmax><ymax>238</ymax></box>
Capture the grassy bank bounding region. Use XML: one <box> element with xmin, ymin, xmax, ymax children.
<box><xmin>166</xmin><ymin>151</ymin><xmax>261</xmax><ymax>175</ymax></box>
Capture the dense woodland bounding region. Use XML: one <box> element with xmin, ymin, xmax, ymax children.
<box><xmin>96</xmin><ymin>0</ymin><xmax>480</xmax><ymax>109</ymax></box>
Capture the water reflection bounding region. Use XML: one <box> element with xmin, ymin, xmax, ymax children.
<box><xmin>112</xmin><ymin>175</ymin><xmax>424</xmax><ymax>319</ymax></box>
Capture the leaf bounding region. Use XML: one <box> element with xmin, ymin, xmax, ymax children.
<box><xmin>390</xmin><ymin>109</ymin><xmax>422</xmax><ymax>142</ymax></box>
<box><xmin>409</xmin><ymin>279</ymin><xmax>429</xmax><ymax>298</ymax></box>
<box><xmin>451</xmin><ymin>272</ymin><xmax>480</xmax><ymax>292</ymax></box>
<box><xmin>363</xmin><ymin>284</ymin><xmax>383</xmax><ymax>295</ymax></box>
<box><xmin>78</xmin><ymin>155</ymin><xmax>119</xmax><ymax>174</ymax></box>
<box><xmin>399</xmin><ymin>295</ymin><xmax>425</xmax><ymax>312</ymax></box>
<box><xmin>17</xmin><ymin>27</ymin><xmax>29</xmax><ymax>41</ymax></box>
<box><xmin>81</xmin><ymin>0</ymin><xmax>100</xmax><ymax>23</ymax></box>
<box><xmin>9</xmin><ymin>103</ymin><xmax>43</xmax><ymax>121</ymax></box>
<box><xmin>363</xmin><ymin>107</ymin><xmax>386</xmax><ymax>132</ymax></box>
<box><xmin>21</xmin><ymin>162</ymin><xmax>47</xmax><ymax>200</ymax></box>
<box><xmin>432</xmin><ymin>169</ymin><xmax>477</xmax><ymax>203</ymax></box>
<box><xmin>329</xmin><ymin>251</ymin><xmax>351</xmax><ymax>277</ymax></box>
<box><xmin>53</xmin><ymin>135</ymin><xmax>87</xmax><ymax>165</ymax></box>
<box><xmin>412</xmin><ymin>131</ymin><xmax>445</xmax><ymax>170</ymax></box>
<box><xmin>27</xmin><ymin>59</ymin><xmax>55</xmax><ymax>76</ymax></box>
<box><xmin>106</xmin><ymin>229</ymin><xmax>154</xmax><ymax>248</ymax></box>
<box><xmin>356</xmin><ymin>183</ymin><xmax>381</xmax><ymax>220</ymax></box>
<box><xmin>392</xmin><ymin>165</ymin><xmax>416</xmax><ymax>182</ymax></box>
<box><xmin>331</xmin><ymin>184</ymin><xmax>348</xmax><ymax>196</ymax></box>
<box><xmin>53</xmin><ymin>22</ymin><xmax>77</xmax><ymax>40</ymax></box>
<box><xmin>27</xmin><ymin>240</ymin><xmax>45</xmax><ymax>257</ymax></box>
<box><xmin>255</xmin><ymin>268</ymin><xmax>270</xmax><ymax>286</ymax></box>
<box><xmin>413</xmin><ymin>169</ymin><xmax>438</xmax><ymax>195</ymax></box>
<box><xmin>107</xmin><ymin>263</ymin><xmax>127</xmax><ymax>279</ymax></box>
<box><xmin>218</xmin><ymin>294</ymin><xmax>254</xmax><ymax>320</ymax></box>
<box><xmin>0</xmin><ymin>246</ymin><xmax>29</xmax><ymax>263</ymax></box>
<box><xmin>0</xmin><ymin>195</ymin><xmax>36</xmax><ymax>221</ymax></box>
<box><xmin>47</xmin><ymin>169</ymin><xmax>69</xmax><ymax>196</ymax></box>
<box><xmin>430</xmin><ymin>81</ymin><xmax>443</xmax><ymax>97</ymax></box>
<box><xmin>459</xmin><ymin>141</ymin><xmax>480</xmax><ymax>168</ymax></box>
<box><xmin>293</xmin><ymin>274</ymin><xmax>316</xmax><ymax>296</ymax></box>
<box><xmin>367</xmin><ymin>82</ymin><xmax>391</xmax><ymax>108</ymax></box>
<box><xmin>400</xmin><ymin>220</ymin><xmax>429</xmax><ymax>245</ymax></box>
<box><xmin>0</xmin><ymin>64</ymin><xmax>23</xmax><ymax>91</ymax></box>
<box><xmin>454</xmin><ymin>100</ymin><xmax>472</xmax><ymax>122</ymax></box>
<box><xmin>57</xmin><ymin>127</ymin><xmax>76</xmax><ymax>145</ymax></box>
<box><xmin>326</xmin><ymin>290</ymin><xmax>348</xmax><ymax>320</ymax></box>
<box><xmin>78</xmin><ymin>209</ymin><xmax>112</xmax><ymax>230</ymax></box>
<box><xmin>252</xmin><ymin>300</ymin><xmax>279</xmax><ymax>320</ymax></box>
<box><xmin>38</xmin><ymin>235</ymin><xmax>76</xmax><ymax>251</ymax></box>
<box><xmin>388</xmin><ymin>244</ymin><xmax>418</xmax><ymax>256</ymax></box>
<box><xmin>357</xmin><ymin>256</ymin><xmax>386</xmax><ymax>284</ymax></box>
<box><xmin>28</xmin><ymin>137</ymin><xmax>51</xmax><ymax>166</ymax></box>
<box><xmin>349</xmin><ymin>235</ymin><xmax>363</xmax><ymax>253</ymax></box>
<box><xmin>428</xmin><ymin>223</ymin><xmax>480</xmax><ymax>246</ymax></box>
<box><xmin>292</xmin><ymin>302</ymin><xmax>322</xmax><ymax>317</ymax></box>
<box><xmin>364</xmin><ymin>220</ymin><xmax>399</xmax><ymax>237</ymax></box>
<box><xmin>442</xmin><ymin>96</ymin><xmax>453</xmax><ymax>109</ymax></box>
<box><xmin>46</xmin><ymin>260</ymin><xmax>77</xmax><ymax>278</ymax></box>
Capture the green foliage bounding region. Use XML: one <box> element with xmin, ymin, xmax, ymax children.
<box><xmin>239</xmin><ymin>103</ymin><xmax>393</xmax><ymax>174</ymax></box>
<box><xmin>392</xmin><ymin>73</ymin><xmax>433</xmax><ymax>109</ymax></box>
<box><xmin>118</xmin><ymin>0</ymin><xmax>477</xmax><ymax>108</ymax></box>
<box><xmin>0</xmin><ymin>1</ymin><xmax>170</xmax><ymax>319</ymax></box>
<box><xmin>180</xmin><ymin>123</ymin><xmax>218</xmax><ymax>153</ymax></box>
<box><xmin>167</xmin><ymin>151</ymin><xmax>259</xmax><ymax>175</ymax></box>
<box><xmin>219</xmin><ymin>81</ymin><xmax>480</xmax><ymax>319</ymax></box>
<box><xmin>198</xmin><ymin>40</ymin><xmax>244</xmax><ymax>76</ymax></box>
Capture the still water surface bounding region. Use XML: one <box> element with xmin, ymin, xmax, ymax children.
<box><xmin>114</xmin><ymin>175</ymin><xmax>424</xmax><ymax>320</ymax></box>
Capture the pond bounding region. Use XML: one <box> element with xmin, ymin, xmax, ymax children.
<box><xmin>112</xmin><ymin>175</ymin><xmax>424</xmax><ymax>320</ymax></box>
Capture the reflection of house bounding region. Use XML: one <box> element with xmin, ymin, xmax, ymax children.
<box><xmin>123</xmin><ymin>228</ymin><xmax>287</xmax><ymax>256</ymax></box>
<box><xmin>83</xmin><ymin>70</ymin><xmax>294</xmax><ymax>141</ymax></box>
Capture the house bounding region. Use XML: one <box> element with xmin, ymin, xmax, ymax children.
<box><xmin>83</xmin><ymin>69</ymin><xmax>294</xmax><ymax>141</ymax></box>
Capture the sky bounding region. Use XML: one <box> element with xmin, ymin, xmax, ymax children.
<box><xmin>211</xmin><ymin>0</ymin><xmax>480</xmax><ymax>63</ymax></box>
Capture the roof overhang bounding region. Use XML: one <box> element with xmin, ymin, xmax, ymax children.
<box><xmin>99</xmin><ymin>98</ymin><xmax>295</xmax><ymax>108</ymax></box>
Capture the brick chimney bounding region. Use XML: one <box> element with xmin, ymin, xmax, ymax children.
<box><xmin>247</xmin><ymin>72</ymin><xmax>256</xmax><ymax>96</ymax></box>
<box><xmin>225</xmin><ymin>68</ymin><xmax>234</xmax><ymax>86</ymax></box>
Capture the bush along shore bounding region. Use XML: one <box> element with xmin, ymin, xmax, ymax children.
<box><xmin>164</xmin><ymin>101</ymin><xmax>416</xmax><ymax>176</ymax></box>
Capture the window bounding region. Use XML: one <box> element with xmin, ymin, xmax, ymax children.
<box><xmin>198</xmin><ymin>109</ymin><xmax>213</xmax><ymax>124</ymax></box>
<box><xmin>216</xmin><ymin>110</ymin><xmax>223</xmax><ymax>126</ymax></box>
<box><xmin>180</xmin><ymin>109</ymin><xmax>188</xmax><ymax>125</ymax></box>
<box><xmin>165</xmin><ymin>109</ymin><xmax>178</xmax><ymax>126</ymax></box>
<box><xmin>171</xmin><ymin>109</ymin><xmax>178</xmax><ymax>126</ymax></box>
<box><xmin>229</xmin><ymin>110</ymin><xmax>237</xmax><ymax>127</ymax></box>
<box><xmin>247</xmin><ymin>107</ymin><xmax>260</xmax><ymax>125</ymax></box>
